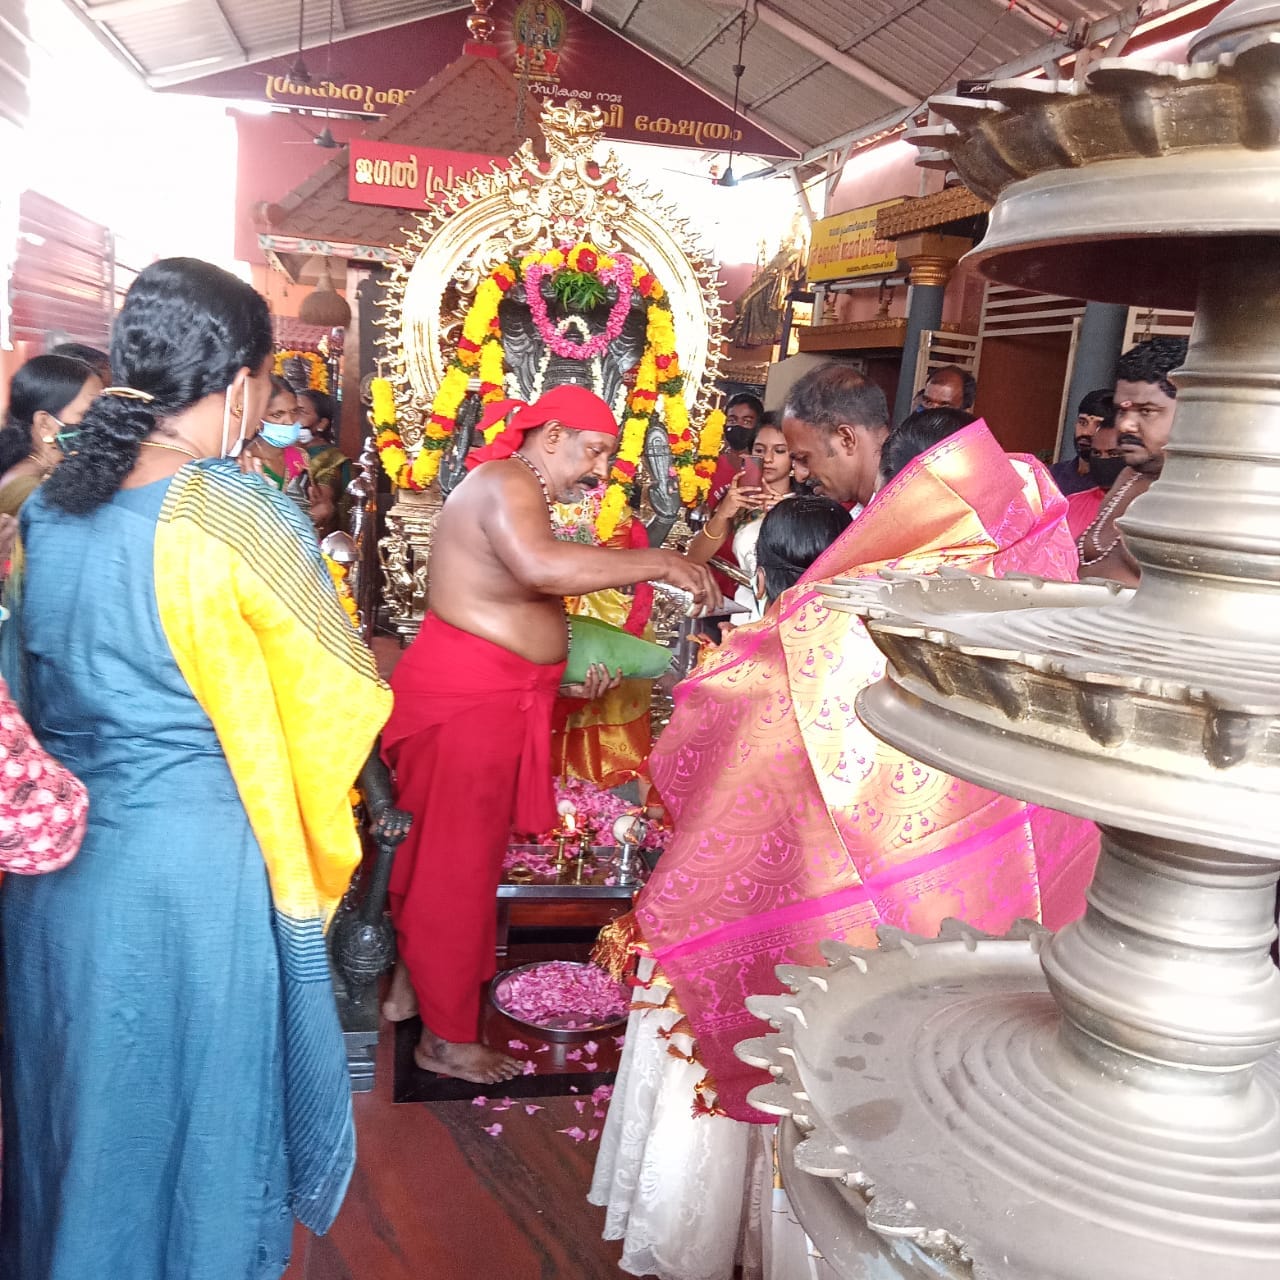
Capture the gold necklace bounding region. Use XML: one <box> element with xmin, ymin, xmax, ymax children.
<box><xmin>140</xmin><ymin>439</ymin><xmax>202</xmax><ymax>462</ymax></box>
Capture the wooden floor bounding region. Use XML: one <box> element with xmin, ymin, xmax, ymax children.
<box><xmin>284</xmin><ymin>1019</ymin><xmax>637</xmax><ymax>1280</ymax></box>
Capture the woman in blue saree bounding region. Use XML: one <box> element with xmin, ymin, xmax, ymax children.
<box><xmin>1</xmin><ymin>258</ymin><xmax>392</xmax><ymax>1279</ymax></box>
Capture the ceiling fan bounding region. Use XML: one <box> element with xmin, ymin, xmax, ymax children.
<box><xmin>279</xmin><ymin>0</ymin><xmax>343</xmax><ymax>149</ymax></box>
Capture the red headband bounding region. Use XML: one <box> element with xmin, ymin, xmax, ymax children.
<box><xmin>465</xmin><ymin>384</ymin><xmax>619</xmax><ymax>470</ymax></box>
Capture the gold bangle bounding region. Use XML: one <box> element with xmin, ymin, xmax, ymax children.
<box><xmin>703</xmin><ymin>521</ymin><xmax>727</xmax><ymax>542</ymax></box>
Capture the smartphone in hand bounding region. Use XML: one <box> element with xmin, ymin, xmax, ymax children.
<box><xmin>740</xmin><ymin>455</ymin><xmax>763</xmax><ymax>490</ymax></box>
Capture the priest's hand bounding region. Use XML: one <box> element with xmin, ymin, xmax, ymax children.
<box><xmin>561</xmin><ymin>663</ymin><xmax>624</xmax><ymax>700</ymax></box>
<box><xmin>654</xmin><ymin>552</ymin><xmax>723</xmax><ymax>616</ymax></box>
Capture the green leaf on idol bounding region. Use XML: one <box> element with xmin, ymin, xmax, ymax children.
<box><xmin>553</xmin><ymin>269</ymin><xmax>609</xmax><ymax>315</ymax></box>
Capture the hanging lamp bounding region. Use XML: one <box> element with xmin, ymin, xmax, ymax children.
<box><xmin>299</xmin><ymin>260</ymin><xmax>351</xmax><ymax>329</ymax></box>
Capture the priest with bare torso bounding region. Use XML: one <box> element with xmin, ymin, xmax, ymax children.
<box><xmin>380</xmin><ymin>386</ymin><xmax>719</xmax><ymax>1084</ymax></box>
<box><xmin>1077</xmin><ymin>336</ymin><xmax>1188</xmax><ymax>586</ymax></box>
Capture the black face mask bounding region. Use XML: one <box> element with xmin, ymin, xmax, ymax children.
<box><xmin>1088</xmin><ymin>455</ymin><xmax>1126</xmax><ymax>489</ymax></box>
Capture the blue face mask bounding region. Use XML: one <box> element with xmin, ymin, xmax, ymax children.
<box><xmin>259</xmin><ymin>419</ymin><xmax>302</xmax><ymax>449</ymax></box>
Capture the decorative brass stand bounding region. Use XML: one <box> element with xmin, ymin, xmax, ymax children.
<box><xmin>739</xmin><ymin>6</ymin><xmax>1280</xmax><ymax>1276</ymax></box>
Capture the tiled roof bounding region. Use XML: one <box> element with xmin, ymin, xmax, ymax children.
<box><xmin>267</xmin><ymin>54</ymin><xmax>544</xmax><ymax>249</ymax></box>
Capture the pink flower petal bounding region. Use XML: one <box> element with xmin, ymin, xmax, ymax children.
<box><xmin>565</xmin><ymin>1049</ymin><xmax>583</xmax><ymax>1061</ymax></box>
<box><xmin>524</xmin><ymin>1104</ymin><xmax>544</xmax><ymax>1115</ymax></box>
<box><xmin>557</xmin><ymin>1125</ymin><xmax>588</xmax><ymax>1142</ymax></box>
<box><xmin>583</xmin><ymin>1060</ymin><xmax>598</xmax><ymax>1071</ymax></box>
<box><xmin>484</xmin><ymin>1123</ymin><xmax>503</xmax><ymax>1137</ymax></box>
<box><xmin>535</xmin><ymin>1044</ymin><xmax>551</xmax><ymax>1055</ymax></box>
<box><xmin>613</xmin><ymin>1036</ymin><xmax>626</xmax><ymax>1050</ymax></box>
<box><xmin>508</xmin><ymin>1039</ymin><xmax>529</xmax><ymax>1051</ymax></box>
<box><xmin>573</xmin><ymin>1099</ymin><xmax>587</xmax><ymax>1113</ymax></box>
<box><xmin>521</xmin><ymin>1060</ymin><xmax>537</xmax><ymax>1076</ymax></box>
<box><xmin>594</xmin><ymin>1109</ymin><xmax>606</xmax><ymax>1120</ymax></box>
<box><xmin>569</xmin><ymin>1085</ymin><xmax>580</xmax><ymax>1094</ymax></box>
<box><xmin>491</xmin><ymin>960</ymin><xmax>627</xmax><ymax>1029</ymax></box>
<box><xmin>584</xmin><ymin>1040</ymin><xmax>600</xmax><ymax>1056</ymax></box>
<box><xmin>587</xmin><ymin>1129</ymin><xmax>600</xmax><ymax>1141</ymax></box>
<box><xmin>471</xmin><ymin>1096</ymin><xmax>488</xmax><ymax>1107</ymax></box>
<box><xmin>592</xmin><ymin>1085</ymin><xmax>614</xmax><ymax>1105</ymax></box>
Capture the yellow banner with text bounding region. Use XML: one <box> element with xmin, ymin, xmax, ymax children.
<box><xmin>807</xmin><ymin>200</ymin><xmax>905</xmax><ymax>282</ymax></box>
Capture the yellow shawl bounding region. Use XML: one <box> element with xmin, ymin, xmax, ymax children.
<box><xmin>154</xmin><ymin>461</ymin><xmax>390</xmax><ymax>925</ymax></box>
<box><xmin>154</xmin><ymin>460</ymin><xmax>391</xmax><ymax>1230</ymax></box>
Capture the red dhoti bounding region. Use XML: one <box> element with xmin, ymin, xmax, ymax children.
<box><xmin>383</xmin><ymin>613</ymin><xmax>565</xmax><ymax>1043</ymax></box>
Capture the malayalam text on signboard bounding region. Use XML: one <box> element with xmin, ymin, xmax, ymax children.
<box><xmin>807</xmin><ymin>200</ymin><xmax>905</xmax><ymax>283</ymax></box>
<box><xmin>168</xmin><ymin>0</ymin><xmax>795</xmax><ymax>159</ymax></box>
<box><xmin>347</xmin><ymin>139</ymin><xmax>498</xmax><ymax>210</ymax></box>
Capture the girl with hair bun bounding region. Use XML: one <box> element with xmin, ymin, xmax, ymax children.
<box><xmin>2</xmin><ymin>258</ymin><xmax>392</xmax><ymax>1279</ymax></box>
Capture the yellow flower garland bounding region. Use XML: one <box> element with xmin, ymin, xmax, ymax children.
<box><xmin>373</xmin><ymin>242</ymin><xmax>716</xmax><ymax>538</ymax></box>
<box><xmin>370</xmin><ymin>379</ymin><xmax>396</xmax><ymax>428</ymax></box>
<box><xmin>693</xmin><ymin>408</ymin><xmax>725</xmax><ymax>501</ymax></box>
<box><xmin>274</xmin><ymin>349</ymin><xmax>329</xmax><ymax>393</ymax></box>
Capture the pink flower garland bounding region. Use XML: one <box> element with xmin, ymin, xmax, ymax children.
<box><xmin>525</xmin><ymin>255</ymin><xmax>634</xmax><ymax>360</ymax></box>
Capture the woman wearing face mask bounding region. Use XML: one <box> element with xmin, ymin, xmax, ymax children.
<box><xmin>298</xmin><ymin>389</ymin><xmax>350</xmax><ymax>537</ymax></box>
<box><xmin>248</xmin><ymin>375</ymin><xmax>314</xmax><ymax>519</ymax></box>
<box><xmin>686</xmin><ymin>419</ymin><xmax>798</xmax><ymax>622</ymax></box>
<box><xmin>0</xmin><ymin>354</ymin><xmax>103</xmax><ymax>518</ymax></box>
<box><xmin>0</xmin><ymin>258</ymin><xmax>392</xmax><ymax>1280</ymax></box>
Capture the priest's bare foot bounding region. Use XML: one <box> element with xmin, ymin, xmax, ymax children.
<box><xmin>381</xmin><ymin>959</ymin><xmax>419</xmax><ymax>1024</ymax></box>
<box><xmin>413</xmin><ymin>1030</ymin><xmax>522</xmax><ymax>1084</ymax></box>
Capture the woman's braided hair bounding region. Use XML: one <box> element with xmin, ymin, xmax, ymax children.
<box><xmin>44</xmin><ymin>258</ymin><xmax>273</xmax><ymax>514</ymax></box>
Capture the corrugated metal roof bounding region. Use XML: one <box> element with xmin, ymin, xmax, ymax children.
<box><xmin>60</xmin><ymin>0</ymin><xmax>1208</xmax><ymax>158</ymax></box>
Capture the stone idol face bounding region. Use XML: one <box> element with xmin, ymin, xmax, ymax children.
<box><xmin>736</xmin><ymin>2</ymin><xmax>1280</xmax><ymax>1277</ymax></box>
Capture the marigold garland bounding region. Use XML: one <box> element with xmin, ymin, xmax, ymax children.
<box><xmin>694</xmin><ymin>408</ymin><xmax>725</xmax><ymax>498</ymax></box>
<box><xmin>274</xmin><ymin>349</ymin><xmax>329</xmax><ymax>393</ymax></box>
<box><xmin>375</xmin><ymin>241</ymin><xmax>717</xmax><ymax>538</ymax></box>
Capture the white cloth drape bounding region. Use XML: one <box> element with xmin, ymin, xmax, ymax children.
<box><xmin>590</xmin><ymin>961</ymin><xmax>827</xmax><ymax>1280</ymax></box>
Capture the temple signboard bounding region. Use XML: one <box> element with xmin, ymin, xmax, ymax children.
<box><xmin>808</xmin><ymin>200</ymin><xmax>906</xmax><ymax>282</ymax></box>
<box><xmin>347</xmin><ymin>139</ymin><xmax>499</xmax><ymax>210</ymax></box>
<box><xmin>164</xmin><ymin>0</ymin><xmax>794</xmax><ymax>159</ymax></box>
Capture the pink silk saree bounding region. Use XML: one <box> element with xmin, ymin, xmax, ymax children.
<box><xmin>638</xmin><ymin>422</ymin><xmax>1100</xmax><ymax>1121</ymax></box>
